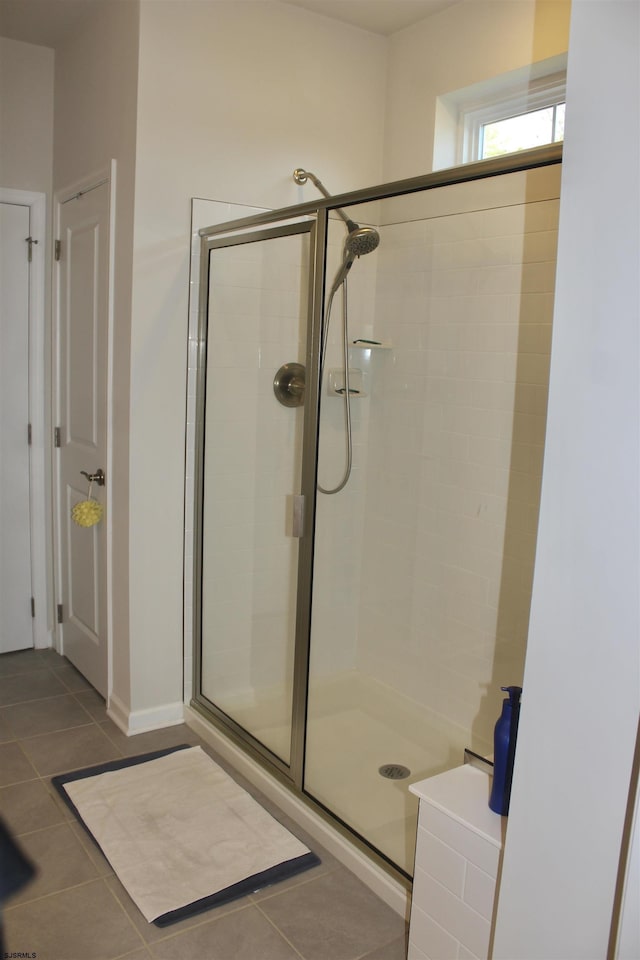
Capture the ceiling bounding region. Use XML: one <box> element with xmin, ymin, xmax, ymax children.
<box><xmin>282</xmin><ymin>0</ymin><xmax>458</xmax><ymax>35</ymax></box>
<box><xmin>0</xmin><ymin>0</ymin><xmax>459</xmax><ymax>49</ymax></box>
<box><xmin>0</xmin><ymin>0</ymin><xmax>99</xmax><ymax>47</ymax></box>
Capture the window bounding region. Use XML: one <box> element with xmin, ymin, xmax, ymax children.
<box><xmin>433</xmin><ymin>56</ymin><xmax>567</xmax><ymax>170</ymax></box>
<box><xmin>480</xmin><ymin>101</ymin><xmax>565</xmax><ymax>159</ymax></box>
<box><xmin>461</xmin><ymin>71</ymin><xmax>566</xmax><ymax>163</ymax></box>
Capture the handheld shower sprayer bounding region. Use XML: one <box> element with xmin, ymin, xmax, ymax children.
<box><xmin>293</xmin><ymin>167</ymin><xmax>381</xmax><ymax>494</ymax></box>
<box><xmin>330</xmin><ymin>224</ymin><xmax>380</xmax><ymax>292</ymax></box>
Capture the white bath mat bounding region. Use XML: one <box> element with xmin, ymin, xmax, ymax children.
<box><xmin>52</xmin><ymin>745</ymin><xmax>318</xmax><ymax>925</ymax></box>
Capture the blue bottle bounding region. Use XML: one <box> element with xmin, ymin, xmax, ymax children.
<box><xmin>489</xmin><ymin>685</ymin><xmax>522</xmax><ymax>815</ymax></box>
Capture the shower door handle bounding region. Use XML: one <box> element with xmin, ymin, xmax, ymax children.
<box><xmin>292</xmin><ymin>495</ymin><xmax>305</xmax><ymax>538</ymax></box>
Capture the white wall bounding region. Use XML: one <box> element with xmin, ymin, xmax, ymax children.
<box><xmin>493</xmin><ymin>2</ymin><xmax>640</xmax><ymax>956</ymax></box>
<box><xmin>128</xmin><ymin>0</ymin><xmax>388</xmax><ymax>716</ymax></box>
<box><xmin>54</xmin><ymin>0</ymin><xmax>140</xmax><ymax>711</ymax></box>
<box><xmin>0</xmin><ymin>37</ymin><xmax>53</xmax><ymax>194</ymax></box>
<box><xmin>383</xmin><ymin>0</ymin><xmax>570</xmax><ymax>181</ymax></box>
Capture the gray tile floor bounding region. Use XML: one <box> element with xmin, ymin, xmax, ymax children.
<box><xmin>0</xmin><ymin>649</ymin><xmax>408</xmax><ymax>960</ymax></box>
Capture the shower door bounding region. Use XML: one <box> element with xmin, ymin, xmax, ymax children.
<box><xmin>193</xmin><ymin>148</ymin><xmax>561</xmax><ymax>881</ymax></box>
<box><xmin>195</xmin><ymin>219</ymin><xmax>319</xmax><ymax>776</ymax></box>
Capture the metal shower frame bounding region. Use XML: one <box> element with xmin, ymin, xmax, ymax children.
<box><xmin>190</xmin><ymin>143</ymin><xmax>562</xmax><ymax>875</ymax></box>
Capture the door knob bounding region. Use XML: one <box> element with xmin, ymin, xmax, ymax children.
<box><xmin>80</xmin><ymin>469</ymin><xmax>105</xmax><ymax>486</ymax></box>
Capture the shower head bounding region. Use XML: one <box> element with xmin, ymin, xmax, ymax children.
<box><xmin>345</xmin><ymin>224</ymin><xmax>380</xmax><ymax>258</ymax></box>
<box><xmin>293</xmin><ymin>168</ymin><xmax>380</xmax><ymax>290</ymax></box>
<box><xmin>330</xmin><ymin>223</ymin><xmax>380</xmax><ymax>293</ymax></box>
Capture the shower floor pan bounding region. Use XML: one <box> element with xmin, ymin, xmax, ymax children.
<box><xmin>192</xmin><ymin>672</ymin><xmax>475</xmax><ymax>878</ymax></box>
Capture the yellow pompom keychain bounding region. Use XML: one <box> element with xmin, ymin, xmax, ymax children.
<box><xmin>71</xmin><ymin>478</ymin><xmax>104</xmax><ymax>528</ymax></box>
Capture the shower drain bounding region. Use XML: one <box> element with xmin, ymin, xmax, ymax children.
<box><xmin>378</xmin><ymin>763</ymin><xmax>411</xmax><ymax>780</ymax></box>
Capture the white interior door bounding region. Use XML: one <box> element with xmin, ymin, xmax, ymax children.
<box><xmin>55</xmin><ymin>179</ymin><xmax>110</xmax><ymax>696</ymax></box>
<box><xmin>0</xmin><ymin>202</ymin><xmax>33</xmax><ymax>653</ymax></box>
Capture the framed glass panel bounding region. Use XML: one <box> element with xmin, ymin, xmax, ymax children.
<box><xmin>304</xmin><ymin>170</ymin><xmax>559</xmax><ymax>873</ymax></box>
<box><xmin>198</xmin><ymin>223</ymin><xmax>311</xmax><ymax>767</ymax></box>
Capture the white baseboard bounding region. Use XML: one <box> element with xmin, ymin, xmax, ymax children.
<box><xmin>108</xmin><ymin>695</ymin><xmax>185</xmax><ymax>736</ymax></box>
<box><xmin>106</xmin><ymin>693</ymin><xmax>130</xmax><ymax>734</ymax></box>
<box><xmin>183</xmin><ymin>704</ymin><xmax>411</xmax><ymax>921</ymax></box>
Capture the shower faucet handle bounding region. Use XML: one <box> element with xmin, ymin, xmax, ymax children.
<box><xmin>273</xmin><ymin>363</ymin><xmax>305</xmax><ymax>408</ymax></box>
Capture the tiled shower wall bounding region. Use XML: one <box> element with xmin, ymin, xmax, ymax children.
<box><xmin>356</xmin><ymin>166</ymin><xmax>560</xmax><ymax>751</ymax></box>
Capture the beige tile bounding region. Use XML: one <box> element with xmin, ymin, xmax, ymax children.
<box><xmin>99</xmin><ymin>722</ymin><xmax>201</xmax><ymax>757</ymax></box>
<box><xmin>149</xmin><ymin>904</ymin><xmax>300</xmax><ymax>960</ymax></box>
<box><xmin>20</xmin><ymin>724</ymin><xmax>121</xmax><ymax>777</ymax></box>
<box><xmin>75</xmin><ymin>687</ymin><xmax>109</xmax><ymax>721</ymax></box>
<box><xmin>249</xmin><ymin>860</ymin><xmax>334</xmax><ymax>904</ymax></box>
<box><xmin>0</xmin><ymin>669</ymin><xmax>68</xmax><ymax>706</ymax></box>
<box><xmin>0</xmin><ymin>779</ymin><xmax>66</xmax><ymax>835</ymax></box>
<box><xmin>0</xmin><ymin>742</ymin><xmax>38</xmax><ymax>786</ymax></box>
<box><xmin>3</xmin><ymin>879</ymin><xmax>144</xmax><ymax>960</ymax></box>
<box><xmin>361</xmin><ymin>936</ymin><xmax>409</xmax><ymax>960</ymax></box>
<box><xmin>44</xmin><ymin>777</ymin><xmax>77</xmax><ymax>822</ymax></box>
<box><xmin>53</xmin><ymin>661</ymin><xmax>95</xmax><ymax>693</ymax></box>
<box><xmin>10</xmin><ymin>822</ymin><xmax>100</xmax><ymax>905</ymax></box>
<box><xmin>69</xmin><ymin>821</ymin><xmax>114</xmax><ymax>877</ymax></box>
<box><xmin>0</xmin><ymin>649</ymin><xmax>62</xmax><ymax>679</ymax></box>
<box><xmin>104</xmin><ymin>874</ymin><xmax>246</xmax><ymax>945</ymax></box>
<box><xmin>0</xmin><ymin>651</ymin><xmax>34</xmax><ymax>678</ymax></box>
<box><xmin>34</xmin><ymin>649</ymin><xmax>68</xmax><ymax>668</ymax></box>
<box><xmin>246</xmin><ymin>824</ymin><xmax>338</xmax><ymax>903</ymax></box>
<box><xmin>0</xmin><ymin>707</ymin><xmax>14</xmax><ymax>742</ymax></box>
<box><xmin>257</xmin><ymin>868</ymin><xmax>407</xmax><ymax>960</ymax></box>
<box><xmin>2</xmin><ymin>694</ymin><xmax>94</xmax><ymax>738</ymax></box>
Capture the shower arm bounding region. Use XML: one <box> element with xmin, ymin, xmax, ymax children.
<box><xmin>293</xmin><ymin>169</ymin><xmax>355</xmax><ymax>229</ymax></box>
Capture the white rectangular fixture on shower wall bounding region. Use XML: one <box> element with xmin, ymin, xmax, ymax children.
<box><xmin>327</xmin><ymin>368</ymin><xmax>367</xmax><ymax>398</ymax></box>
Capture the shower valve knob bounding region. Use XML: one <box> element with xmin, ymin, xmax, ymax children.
<box><xmin>273</xmin><ymin>363</ymin><xmax>306</xmax><ymax>408</ymax></box>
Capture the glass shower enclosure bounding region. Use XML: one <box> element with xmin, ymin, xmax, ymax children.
<box><xmin>192</xmin><ymin>145</ymin><xmax>562</xmax><ymax>877</ymax></box>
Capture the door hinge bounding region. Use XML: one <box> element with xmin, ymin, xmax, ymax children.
<box><xmin>31</xmin><ymin>597</ymin><xmax>35</xmax><ymax>618</ymax></box>
<box><xmin>54</xmin><ymin>426</ymin><xmax>61</xmax><ymax>448</ymax></box>
<box><xmin>27</xmin><ymin>423</ymin><xmax>32</xmax><ymax>446</ymax></box>
<box><xmin>55</xmin><ymin>239</ymin><xmax>61</xmax><ymax>261</ymax></box>
<box><xmin>57</xmin><ymin>604</ymin><xmax>64</xmax><ymax>624</ymax></box>
<box><xmin>25</xmin><ymin>236</ymin><xmax>38</xmax><ymax>262</ymax></box>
